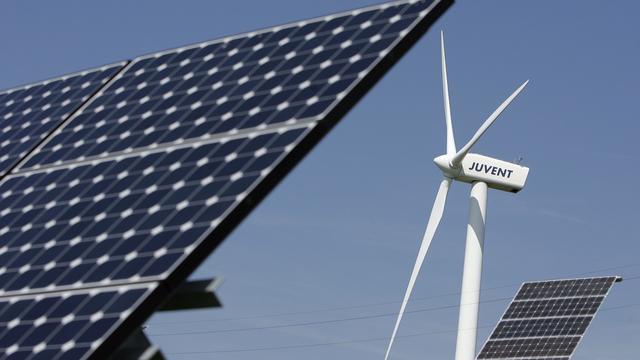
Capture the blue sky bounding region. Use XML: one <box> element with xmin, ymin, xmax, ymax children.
<box><xmin>2</xmin><ymin>1</ymin><xmax>640</xmax><ymax>359</ymax></box>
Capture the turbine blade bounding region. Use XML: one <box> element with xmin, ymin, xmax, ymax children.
<box><xmin>450</xmin><ymin>80</ymin><xmax>529</xmax><ymax>167</ymax></box>
<box><xmin>441</xmin><ymin>31</ymin><xmax>456</xmax><ymax>155</ymax></box>
<box><xmin>384</xmin><ymin>177</ymin><xmax>452</xmax><ymax>360</ymax></box>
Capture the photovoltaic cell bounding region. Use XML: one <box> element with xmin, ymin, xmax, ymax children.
<box><xmin>476</xmin><ymin>276</ymin><xmax>618</xmax><ymax>360</ymax></box>
<box><xmin>0</xmin><ymin>283</ymin><xmax>155</xmax><ymax>360</ymax></box>
<box><xmin>0</xmin><ymin>64</ymin><xmax>125</xmax><ymax>176</ymax></box>
<box><xmin>0</xmin><ymin>0</ymin><xmax>452</xmax><ymax>358</ymax></box>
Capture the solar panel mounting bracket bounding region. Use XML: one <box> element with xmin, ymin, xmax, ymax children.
<box><xmin>158</xmin><ymin>277</ymin><xmax>224</xmax><ymax>311</ymax></box>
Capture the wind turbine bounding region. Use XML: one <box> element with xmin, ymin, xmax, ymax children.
<box><xmin>383</xmin><ymin>32</ymin><xmax>530</xmax><ymax>360</ymax></box>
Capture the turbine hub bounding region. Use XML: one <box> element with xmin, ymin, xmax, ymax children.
<box><xmin>433</xmin><ymin>154</ymin><xmax>458</xmax><ymax>176</ymax></box>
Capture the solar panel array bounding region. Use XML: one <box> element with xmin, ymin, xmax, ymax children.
<box><xmin>0</xmin><ymin>0</ymin><xmax>452</xmax><ymax>358</ymax></box>
<box><xmin>476</xmin><ymin>276</ymin><xmax>618</xmax><ymax>360</ymax></box>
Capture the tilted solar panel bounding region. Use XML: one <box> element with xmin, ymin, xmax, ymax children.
<box><xmin>0</xmin><ymin>125</ymin><xmax>311</xmax><ymax>294</ymax></box>
<box><xmin>0</xmin><ymin>283</ymin><xmax>156</xmax><ymax>360</ymax></box>
<box><xmin>22</xmin><ymin>1</ymin><xmax>443</xmax><ymax>170</ymax></box>
<box><xmin>476</xmin><ymin>276</ymin><xmax>618</xmax><ymax>360</ymax></box>
<box><xmin>0</xmin><ymin>0</ymin><xmax>452</xmax><ymax>358</ymax></box>
<box><xmin>0</xmin><ymin>64</ymin><xmax>125</xmax><ymax>177</ymax></box>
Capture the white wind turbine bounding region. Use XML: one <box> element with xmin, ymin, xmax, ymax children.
<box><xmin>383</xmin><ymin>32</ymin><xmax>530</xmax><ymax>360</ymax></box>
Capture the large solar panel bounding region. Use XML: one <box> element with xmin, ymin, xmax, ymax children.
<box><xmin>0</xmin><ymin>64</ymin><xmax>125</xmax><ymax>177</ymax></box>
<box><xmin>0</xmin><ymin>125</ymin><xmax>311</xmax><ymax>294</ymax></box>
<box><xmin>476</xmin><ymin>276</ymin><xmax>618</xmax><ymax>360</ymax></box>
<box><xmin>20</xmin><ymin>0</ymin><xmax>446</xmax><ymax>170</ymax></box>
<box><xmin>0</xmin><ymin>0</ymin><xmax>452</xmax><ymax>358</ymax></box>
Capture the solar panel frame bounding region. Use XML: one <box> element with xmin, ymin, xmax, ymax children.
<box><xmin>476</xmin><ymin>276</ymin><xmax>618</xmax><ymax>360</ymax></box>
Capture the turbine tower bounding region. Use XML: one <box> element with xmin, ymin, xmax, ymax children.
<box><xmin>384</xmin><ymin>32</ymin><xmax>530</xmax><ymax>360</ymax></box>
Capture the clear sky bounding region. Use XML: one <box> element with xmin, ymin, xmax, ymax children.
<box><xmin>2</xmin><ymin>1</ymin><xmax>640</xmax><ymax>359</ymax></box>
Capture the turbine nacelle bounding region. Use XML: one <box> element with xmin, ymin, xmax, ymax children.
<box><xmin>434</xmin><ymin>153</ymin><xmax>529</xmax><ymax>193</ymax></box>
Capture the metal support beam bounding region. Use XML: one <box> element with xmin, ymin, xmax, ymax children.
<box><xmin>112</xmin><ymin>278</ymin><xmax>223</xmax><ymax>359</ymax></box>
<box><xmin>159</xmin><ymin>277</ymin><xmax>224</xmax><ymax>312</ymax></box>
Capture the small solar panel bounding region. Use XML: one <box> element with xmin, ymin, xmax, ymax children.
<box><xmin>0</xmin><ymin>0</ymin><xmax>452</xmax><ymax>358</ymax></box>
<box><xmin>476</xmin><ymin>276</ymin><xmax>618</xmax><ymax>360</ymax></box>
<box><xmin>0</xmin><ymin>283</ymin><xmax>156</xmax><ymax>359</ymax></box>
<box><xmin>0</xmin><ymin>64</ymin><xmax>125</xmax><ymax>177</ymax></box>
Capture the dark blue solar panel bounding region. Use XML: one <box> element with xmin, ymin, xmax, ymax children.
<box><xmin>478</xmin><ymin>337</ymin><xmax>580</xmax><ymax>359</ymax></box>
<box><xmin>514</xmin><ymin>276</ymin><xmax>616</xmax><ymax>300</ymax></box>
<box><xmin>0</xmin><ymin>125</ymin><xmax>311</xmax><ymax>294</ymax></box>
<box><xmin>489</xmin><ymin>317</ymin><xmax>592</xmax><ymax>339</ymax></box>
<box><xmin>0</xmin><ymin>283</ymin><xmax>154</xmax><ymax>360</ymax></box>
<box><xmin>0</xmin><ymin>0</ymin><xmax>449</xmax><ymax>297</ymax></box>
<box><xmin>477</xmin><ymin>277</ymin><xmax>617</xmax><ymax>360</ymax></box>
<box><xmin>21</xmin><ymin>0</ymin><xmax>442</xmax><ymax>170</ymax></box>
<box><xmin>0</xmin><ymin>64</ymin><xmax>125</xmax><ymax>176</ymax></box>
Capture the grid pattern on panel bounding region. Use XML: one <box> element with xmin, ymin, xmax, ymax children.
<box><xmin>490</xmin><ymin>317</ymin><xmax>592</xmax><ymax>339</ymax></box>
<box><xmin>0</xmin><ymin>125</ymin><xmax>311</xmax><ymax>295</ymax></box>
<box><xmin>478</xmin><ymin>337</ymin><xmax>580</xmax><ymax>359</ymax></box>
<box><xmin>503</xmin><ymin>297</ymin><xmax>604</xmax><ymax>319</ymax></box>
<box><xmin>477</xmin><ymin>277</ymin><xmax>617</xmax><ymax>359</ymax></box>
<box><xmin>21</xmin><ymin>0</ymin><xmax>442</xmax><ymax>170</ymax></box>
<box><xmin>514</xmin><ymin>277</ymin><xmax>615</xmax><ymax>300</ymax></box>
<box><xmin>0</xmin><ymin>64</ymin><xmax>125</xmax><ymax>176</ymax></box>
<box><xmin>0</xmin><ymin>283</ymin><xmax>154</xmax><ymax>360</ymax></box>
